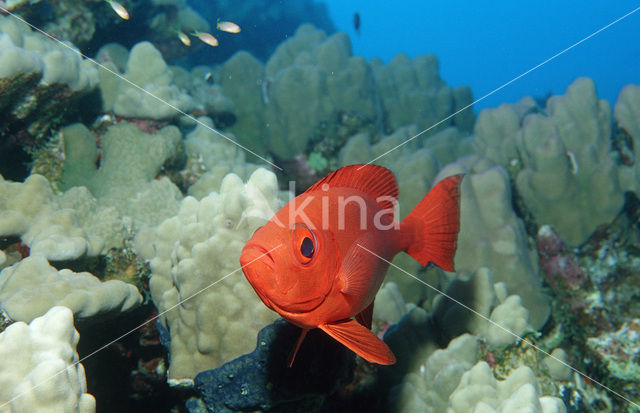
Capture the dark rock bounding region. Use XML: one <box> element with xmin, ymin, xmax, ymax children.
<box><xmin>193</xmin><ymin>319</ymin><xmax>355</xmax><ymax>413</ymax></box>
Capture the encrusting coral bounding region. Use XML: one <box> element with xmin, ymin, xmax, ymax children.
<box><xmin>219</xmin><ymin>24</ymin><xmax>474</xmax><ymax>161</ymax></box>
<box><xmin>135</xmin><ymin>168</ymin><xmax>282</xmax><ymax>380</ymax></box>
<box><xmin>0</xmin><ymin>15</ymin><xmax>99</xmax><ymax>179</ymax></box>
<box><xmin>447</xmin><ymin>362</ymin><xmax>566</xmax><ymax>413</ymax></box>
<box><xmin>181</xmin><ymin>116</ymin><xmax>259</xmax><ymax>199</ymax></box>
<box><xmin>437</xmin><ymin>158</ymin><xmax>550</xmax><ymax>329</ymax></box>
<box><xmin>99</xmin><ymin>41</ymin><xmax>194</xmax><ymax>120</ymax></box>
<box><xmin>0</xmin><ymin>255</ymin><xmax>142</xmax><ymax>323</ymax></box>
<box><xmin>0</xmin><ymin>306</ymin><xmax>95</xmax><ymax>413</ymax></box>
<box><xmin>59</xmin><ymin>121</ymin><xmax>183</xmax><ymax>238</ymax></box>
<box><xmin>432</xmin><ymin>267</ymin><xmax>533</xmax><ymax>347</ymax></box>
<box><xmin>473</xmin><ymin>78</ymin><xmax>631</xmax><ymax>246</ymax></box>
<box><xmin>388</xmin><ymin>334</ymin><xmax>480</xmax><ymax>413</ymax></box>
<box><xmin>0</xmin><ymin>174</ymin><xmax>103</xmax><ymax>261</ymax></box>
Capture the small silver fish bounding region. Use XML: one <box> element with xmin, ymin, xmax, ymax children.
<box><xmin>217</xmin><ymin>20</ymin><xmax>241</xmax><ymax>33</ymax></box>
<box><xmin>106</xmin><ymin>0</ymin><xmax>129</xmax><ymax>20</ymax></box>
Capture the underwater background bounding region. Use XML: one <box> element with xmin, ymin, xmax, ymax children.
<box><xmin>0</xmin><ymin>0</ymin><xmax>639</xmax><ymax>412</ymax></box>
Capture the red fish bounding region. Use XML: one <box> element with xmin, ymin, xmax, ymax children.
<box><xmin>240</xmin><ymin>164</ymin><xmax>462</xmax><ymax>365</ymax></box>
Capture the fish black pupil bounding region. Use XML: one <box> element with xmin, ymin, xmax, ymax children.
<box><xmin>300</xmin><ymin>237</ymin><xmax>314</xmax><ymax>258</ymax></box>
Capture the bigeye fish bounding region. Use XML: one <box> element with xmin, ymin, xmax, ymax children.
<box><xmin>240</xmin><ymin>165</ymin><xmax>463</xmax><ymax>365</ymax></box>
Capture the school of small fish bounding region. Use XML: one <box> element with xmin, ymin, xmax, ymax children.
<box><xmin>241</xmin><ymin>164</ymin><xmax>463</xmax><ymax>365</ymax></box>
<box><xmin>102</xmin><ymin>0</ymin><xmax>241</xmax><ymax>49</ymax></box>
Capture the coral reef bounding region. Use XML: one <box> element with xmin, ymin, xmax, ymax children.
<box><xmin>0</xmin><ymin>16</ymin><xmax>99</xmax><ymax>180</ymax></box>
<box><xmin>181</xmin><ymin>116</ymin><xmax>259</xmax><ymax>199</ymax></box>
<box><xmin>98</xmin><ymin>41</ymin><xmax>194</xmax><ymax>120</ymax></box>
<box><xmin>135</xmin><ymin>169</ymin><xmax>282</xmax><ymax>380</ymax></box>
<box><xmin>388</xmin><ymin>334</ymin><xmax>480</xmax><ymax>412</ymax></box>
<box><xmin>474</xmin><ymin>78</ymin><xmax>631</xmax><ymax>246</ymax></box>
<box><xmin>446</xmin><ymin>362</ymin><xmax>566</xmax><ymax>413</ymax></box>
<box><xmin>0</xmin><ymin>174</ymin><xmax>104</xmax><ymax>261</ymax></box>
<box><xmin>371</xmin><ymin>53</ymin><xmax>475</xmax><ymax>135</ymax></box>
<box><xmin>0</xmin><ymin>255</ymin><xmax>142</xmax><ymax>323</ymax></box>
<box><xmin>219</xmin><ymin>24</ymin><xmax>474</xmax><ymax>163</ymax></box>
<box><xmin>586</xmin><ymin>319</ymin><xmax>640</xmax><ymax>382</ymax></box>
<box><xmin>438</xmin><ymin>158</ymin><xmax>550</xmax><ymax>329</ymax></box>
<box><xmin>0</xmin><ymin>306</ymin><xmax>95</xmax><ymax>413</ymax></box>
<box><xmin>3</xmin><ymin>0</ymin><xmax>640</xmax><ymax>409</ymax></box>
<box><xmin>533</xmin><ymin>195</ymin><xmax>640</xmax><ymax>411</ymax></box>
<box><xmin>7</xmin><ymin>0</ymin><xmax>210</xmax><ymax>60</ymax></box>
<box><xmin>59</xmin><ymin>121</ymin><xmax>183</xmax><ymax>237</ymax></box>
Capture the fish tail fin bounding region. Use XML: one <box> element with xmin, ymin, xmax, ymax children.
<box><xmin>402</xmin><ymin>174</ymin><xmax>464</xmax><ymax>271</ymax></box>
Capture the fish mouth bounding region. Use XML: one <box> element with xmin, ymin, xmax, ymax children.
<box><xmin>240</xmin><ymin>244</ymin><xmax>278</xmax><ymax>311</ymax></box>
<box><xmin>240</xmin><ymin>243</ymin><xmax>328</xmax><ymax>314</ymax></box>
<box><xmin>241</xmin><ymin>243</ymin><xmax>275</xmax><ymax>270</ymax></box>
<box><xmin>274</xmin><ymin>288</ymin><xmax>329</xmax><ymax>314</ymax></box>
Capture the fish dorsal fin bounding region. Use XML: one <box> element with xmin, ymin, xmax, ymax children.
<box><xmin>339</xmin><ymin>232</ymin><xmax>378</xmax><ymax>297</ymax></box>
<box><xmin>305</xmin><ymin>165</ymin><xmax>398</xmax><ymax>211</ymax></box>
<box><xmin>319</xmin><ymin>319</ymin><xmax>396</xmax><ymax>365</ymax></box>
<box><xmin>355</xmin><ymin>301</ymin><xmax>374</xmax><ymax>330</ymax></box>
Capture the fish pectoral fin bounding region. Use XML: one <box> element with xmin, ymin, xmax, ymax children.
<box><xmin>319</xmin><ymin>319</ymin><xmax>396</xmax><ymax>365</ymax></box>
<box><xmin>355</xmin><ymin>301</ymin><xmax>374</xmax><ymax>330</ymax></box>
<box><xmin>340</xmin><ymin>232</ymin><xmax>377</xmax><ymax>297</ymax></box>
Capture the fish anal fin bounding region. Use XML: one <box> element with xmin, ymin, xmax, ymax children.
<box><xmin>319</xmin><ymin>319</ymin><xmax>395</xmax><ymax>365</ymax></box>
<box><xmin>305</xmin><ymin>165</ymin><xmax>398</xmax><ymax>211</ymax></box>
<box><xmin>287</xmin><ymin>328</ymin><xmax>309</xmax><ymax>367</ymax></box>
<box><xmin>355</xmin><ymin>301</ymin><xmax>374</xmax><ymax>330</ymax></box>
<box><xmin>339</xmin><ymin>232</ymin><xmax>378</xmax><ymax>297</ymax></box>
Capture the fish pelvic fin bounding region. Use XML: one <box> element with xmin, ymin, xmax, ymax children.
<box><xmin>288</xmin><ymin>328</ymin><xmax>309</xmax><ymax>367</ymax></box>
<box><xmin>319</xmin><ymin>319</ymin><xmax>395</xmax><ymax>365</ymax></box>
<box><xmin>402</xmin><ymin>174</ymin><xmax>464</xmax><ymax>272</ymax></box>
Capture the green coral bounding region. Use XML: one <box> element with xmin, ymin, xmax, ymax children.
<box><xmin>60</xmin><ymin>121</ymin><xmax>179</xmax><ymax>200</ymax></box>
<box><xmin>307</xmin><ymin>152</ymin><xmax>328</xmax><ymax>173</ymax></box>
<box><xmin>56</xmin><ymin>121</ymin><xmax>183</xmax><ymax>247</ymax></box>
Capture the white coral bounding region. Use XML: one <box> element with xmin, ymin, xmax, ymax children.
<box><xmin>0</xmin><ymin>306</ymin><xmax>95</xmax><ymax>413</ymax></box>
<box><xmin>136</xmin><ymin>168</ymin><xmax>282</xmax><ymax>380</ymax></box>
<box><xmin>0</xmin><ymin>256</ymin><xmax>142</xmax><ymax>323</ymax></box>
<box><xmin>447</xmin><ymin>362</ymin><xmax>565</xmax><ymax>413</ymax></box>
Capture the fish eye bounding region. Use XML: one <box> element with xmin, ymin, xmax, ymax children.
<box><xmin>300</xmin><ymin>237</ymin><xmax>314</xmax><ymax>258</ymax></box>
<box><xmin>293</xmin><ymin>224</ymin><xmax>317</xmax><ymax>265</ymax></box>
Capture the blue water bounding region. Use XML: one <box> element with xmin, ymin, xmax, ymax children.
<box><xmin>323</xmin><ymin>0</ymin><xmax>640</xmax><ymax>109</ymax></box>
